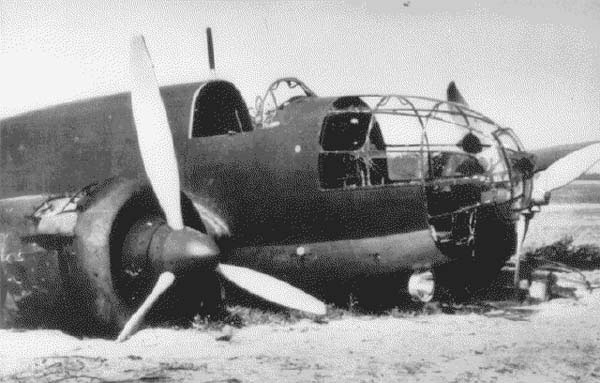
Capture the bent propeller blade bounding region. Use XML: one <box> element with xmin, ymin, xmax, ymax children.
<box><xmin>533</xmin><ymin>142</ymin><xmax>600</xmax><ymax>199</ymax></box>
<box><xmin>130</xmin><ymin>35</ymin><xmax>184</xmax><ymax>230</ymax></box>
<box><xmin>217</xmin><ymin>264</ymin><xmax>327</xmax><ymax>316</ymax></box>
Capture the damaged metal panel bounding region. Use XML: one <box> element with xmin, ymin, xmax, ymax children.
<box><xmin>0</xmin><ymin>186</ymin><xmax>96</xmax><ymax>327</ymax></box>
<box><xmin>30</xmin><ymin>196</ymin><xmax>80</xmax><ymax>236</ymax></box>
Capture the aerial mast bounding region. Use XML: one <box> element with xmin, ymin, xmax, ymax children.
<box><xmin>206</xmin><ymin>27</ymin><xmax>216</xmax><ymax>78</ymax></box>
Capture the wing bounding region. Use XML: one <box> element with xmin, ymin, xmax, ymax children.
<box><xmin>0</xmin><ymin>193</ymin><xmax>81</xmax><ymax>326</ymax></box>
<box><xmin>0</xmin><ymin>194</ymin><xmax>79</xmax><ymax>237</ymax></box>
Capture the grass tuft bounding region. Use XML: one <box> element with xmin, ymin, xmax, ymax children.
<box><xmin>192</xmin><ymin>305</ymin><xmax>319</xmax><ymax>331</ymax></box>
<box><xmin>190</xmin><ymin>301</ymin><xmax>453</xmax><ymax>333</ymax></box>
<box><xmin>525</xmin><ymin>237</ymin><xmax>600</xmax><ymax>270</ymax></box>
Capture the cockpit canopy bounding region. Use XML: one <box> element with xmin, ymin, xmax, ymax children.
<box><xmin>254</xmin><ymin>77</ymin><xmax>316</xmax><ymax>128</ymax></box>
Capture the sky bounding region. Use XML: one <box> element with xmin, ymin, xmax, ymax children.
<box><xmin>1</xmin><ymin>0</ymin><xmax>599</xmax><ymax>156</ymax></box>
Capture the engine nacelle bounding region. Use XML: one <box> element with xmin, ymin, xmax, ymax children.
<box><xmin>66</xmin><ymin>177</ymin><xmax>219</xmax><ymax>336</ymax></box>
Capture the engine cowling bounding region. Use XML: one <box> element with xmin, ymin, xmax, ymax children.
<box><xmin>66</xmin><ymin>177</ymin><xmax>221</xmax><ymax>336</ymax></box>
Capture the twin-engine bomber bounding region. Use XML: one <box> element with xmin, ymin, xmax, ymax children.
<box><xmin>0</xmin><ymin>33</ymin><xmax>598</xmax><ymax>340</ymax></box>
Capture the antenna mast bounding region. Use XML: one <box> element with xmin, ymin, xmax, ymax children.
<box><xmin>206</xmin><ymin>27</ymin><xmax>216</xmax><ymax>78</ymax></box>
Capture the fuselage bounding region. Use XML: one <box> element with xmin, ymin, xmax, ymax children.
<box><xmin>0</xmin><ymin>79</ymin><xmax>528</xmax><ymax>298</ymax></box>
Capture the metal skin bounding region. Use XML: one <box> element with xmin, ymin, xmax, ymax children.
<box><xmin>0</xmin><ymin>83</ymin><xmax>442</xmax><ymax>302</ymax></box>
<box><xmin>0</xmin><ymin>76</ymin><xmax>591</xmax><ymax>327</ymax></box>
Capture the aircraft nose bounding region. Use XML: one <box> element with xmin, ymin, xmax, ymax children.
<box><xmin>149</xmin><ymin>225</ymin><xmax>220</xmax><ymax>274</ymax></box>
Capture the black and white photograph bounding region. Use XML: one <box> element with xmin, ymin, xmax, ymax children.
<box><xmin>0</xmin><ymin>0</ymin><xmax>599</xmax><ymax>381</ymax></box>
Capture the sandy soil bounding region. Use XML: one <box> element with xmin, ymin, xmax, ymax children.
<box><xmin>1</xmin><ymin>271</ymin><xmax>599</xmax><ymax>383</ymax></box>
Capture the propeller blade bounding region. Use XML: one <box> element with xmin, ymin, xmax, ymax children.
<box><xmin>130</xmin><ymin>35</ymin><xmax>184</xmax><ymax>230</ymax></box>
<box><xmin>217</xmin><ymin>264</ymin><xmax>327</xmax><ymax>316</ymax></box>
<box><xmin>513</xmin><ymin>214</ymin><xmax>528</xmax><ymax>293</ymax></box>
<box><xmin>117</xmin><ymin>271</ymin><xmax>175</xmax><ymax>342</ymax></box>
<box><xmin>533</xmin><ymin>142</ymin><xmax>600</xmax><ymax>199</ymax></box>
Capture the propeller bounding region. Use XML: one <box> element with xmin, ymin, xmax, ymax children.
<box><xmin>117</xmin><ymin>271</ymin><xmax>174</xmax><ymax>342</ymax></box>
<box><xmin>511</xmin><ymin>142</ymin><xmax>600</xmax><ymax>295</ymax></box>
<box><xmin>445</xmin><ymin>83</ymin><xmax>600</xmax><ymax>296</ymax></box>
<box><xmin>118</xmin><ymin>35</ymin><xmax>326</xmax><ymax>342</ymax></box>
<box><xmin>130</xmin><ymin>36</ymin><xmax>184</xmax><ymax>231</ymax></box>
<box><xmin>512</xmin><ymin>212</ymin><xmax>529</xmax><ymax>295</ymax></box>
<box><xmin>217</xmin><ymin>264</ymin><xmax>327</xmax><ymax>316</ymax></box>
<box><xmin>532</xmin><ymin>142</ymin><xmax>600</xmax><ymax>203</ymax></box>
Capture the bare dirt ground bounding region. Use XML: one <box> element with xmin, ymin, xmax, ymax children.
<box><xmin>2</xmin><ymin>188</ymin><xmax>600</xmax><ymax>383</ymax></box>
<box><xmin>1</xmin><ymin>270</ymin><xmax>599</xmax><ymax>383</ymax></box>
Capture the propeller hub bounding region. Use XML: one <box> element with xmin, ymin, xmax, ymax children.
<box><xmin>149</xmin><ymin>225</ymin><xmax>219</xmax><ymax>275</ymax></box>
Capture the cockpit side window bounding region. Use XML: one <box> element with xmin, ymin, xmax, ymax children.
<box><xmin>189</xmin><ymin>80</ymin><xmax>253</xmax><ymax>138</ymax></box>
<box><xmin>318</xmin><ymin>111</ymin><xmax>393</xmax><ymax>189</ymax></box>
<box><xmin>319</xmin><ymin>112</ymin><xmax>371</xmax><ymax>189</ymax></box>
<box><xmin>320</xmin><ymin>113</ymin><xmax>371</xmax><ymax>151</ymax></box>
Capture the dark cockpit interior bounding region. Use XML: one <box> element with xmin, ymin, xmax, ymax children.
<box><xmin>319</xmin><ymin>107</ymin><xmax>389</xmax><ymax>189</ymax></box>
<box><xmin>191</xmin><ymin>80</ymin><xmax>253</xmax><ymax>137</ymax></box>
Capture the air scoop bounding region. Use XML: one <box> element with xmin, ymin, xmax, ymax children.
<box><xmin>148</xmin><ymin>225</ymin><xmax>219</xmax><ymax>274</ymax></box>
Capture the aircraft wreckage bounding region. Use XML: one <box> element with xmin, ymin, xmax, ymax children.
<box><xmin>0</xmin><ymin>31</ymin><xmax>599</xmax><ymax>340</ymax></box>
